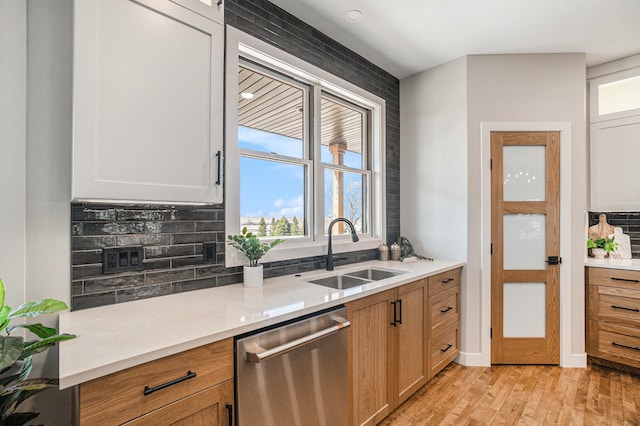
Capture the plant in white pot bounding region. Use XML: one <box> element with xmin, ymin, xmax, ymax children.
<box><xmin>227</xmin><ymin>228</ymin><xmax>284</xmax><ymax>288</ymax></box>
<box><xmin>587</xmin><ymin>236</ymin><xmax>618</xmax><ymax>259</ymax></box>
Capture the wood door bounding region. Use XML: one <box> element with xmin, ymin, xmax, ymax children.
<box><xmin>347</xmin><ymin>290</ymin><xmax>395</xmax><ymax>426</ymax></box>
<box><xmin>124</xmin><ymin>380</ymin><xmax>234</xmax><ymax>426</ymax></box>
<box><xmin>491</xmin><ymin>132</ymin><xmax>560</xmax><ymax>364</ymax></box>
<box><xmin>395</xmin><ymin>279</ymin><xmax>428</xmax><ymax>406</ymax></box>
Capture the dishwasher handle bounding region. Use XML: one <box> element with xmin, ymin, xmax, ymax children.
<box><xmin>246</xmin><ymin>317</ymin><xmax>351</xmax><ymax>363</ymax></box>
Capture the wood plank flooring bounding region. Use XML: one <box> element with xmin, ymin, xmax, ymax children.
<box><xmin>379</xmin><ymin>363</ymin><xmax>640</xmax><ymax>425</ymax></box>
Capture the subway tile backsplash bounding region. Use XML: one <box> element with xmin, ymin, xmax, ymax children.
<box><xmin>71</xmin><ymin>0</ymin><xmax>399</xmax><ymax>310</ymax></box>
<box><xmin>588</xmin><ymin>211</ymin><xmax>640</xmax><ymax>258</ymax></box>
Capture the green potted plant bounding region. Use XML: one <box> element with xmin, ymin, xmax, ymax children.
<box><xmin>0</xmin><ymin>278</ymin><xmax>76</xmax><ymax>425</ymax></box>
<box><xmin>587</xmin><ymin>236</ymin><xmax>619</xmax><ymax>259</ymax></box>
<box><xmin>228</xmin><ymin>227</ymin><xmax>284</xmax><ymax>288</ymax></box>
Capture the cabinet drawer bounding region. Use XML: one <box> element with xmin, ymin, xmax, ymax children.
<box><xmin>587</xmin><ymin>267</ymin><xmax>640</xmax><ymax>289</ymax></box>
<box><xmin>80</xmin><ymin>338</ymin><xmax>233</xmax><ymax>425</ymax></box>
<box><xmin>430</xmin><ymin>320</ymin><xmax>459</xmax><ymax>377</ymax></box>
<box><xmin>589</xmin><ymin>284</ymin><xmax>640</xmax><ymax>327</ymax></box>
<box><xmin>588</xmin><ymin>321</ymin><xmax>640</xmax><ymax>368</ymax></box>
<box><xmin>429</xmin><ymin>285</ymin><xmax>459</xmax><ymax>337</ymax></box>
<box><xmin>428</xmin><ymin>268</ymin><xmax>461</xmax><ymax>296</ymax></box>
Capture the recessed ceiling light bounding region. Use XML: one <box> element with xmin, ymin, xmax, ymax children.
<box><xmin>241</xmin><ymin>92</ymin><xmax>254</xmax><ymax>99</ymax></box>
<box><xmin>345</xmin><ymin>9</ymin><xmax>362</xmax><ymax>23</ymax></box>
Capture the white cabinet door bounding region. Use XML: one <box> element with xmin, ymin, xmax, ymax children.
<box><xmin>73</xmin><ymin>0</ymin><xmax>223</xmax><ymax>204</ymax></box>
<box><xmin>590</xmin><ymin>116</ymin><xmax>640</xmax><ymax>210</ymax></box>
<box><xmin>170</xmin><ymin>0</ymin><xmax>224</xmax><ymax>24</ymax></box>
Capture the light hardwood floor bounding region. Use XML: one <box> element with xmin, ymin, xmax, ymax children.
<box><xmin>379</xmin><ymin>363</ymin><xmax>640</xmax><ymax>425</ymax></box>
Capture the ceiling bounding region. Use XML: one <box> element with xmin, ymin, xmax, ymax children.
<box><xmin>269</xmin><ymin>0</ymin><xmax>640</xmax><ymax>79</ymax></box>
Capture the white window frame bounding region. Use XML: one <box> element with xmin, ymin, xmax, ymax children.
<box><xmin>225</xmin><ymin>27</ymin><xmax>386</xmax><ymax>267</ymax></box>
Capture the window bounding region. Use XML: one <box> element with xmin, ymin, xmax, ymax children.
<box><xmin>226</xmin><ymin>28</ymin><xmax>385</xmax><ymax>266</ymax></box>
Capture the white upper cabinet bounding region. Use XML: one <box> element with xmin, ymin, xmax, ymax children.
<box><xmin>588</xmin><ymin>57</ymin><xmax>640</xmax><ymax>210</ymax></box>
<box><xmin>72</xmin><ymin>0</ymin><xmax>223</xmax><ymax>204</ymax></box>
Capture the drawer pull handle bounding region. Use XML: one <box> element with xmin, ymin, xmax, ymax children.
<box><xmin>143</xmin><ymin>371</ymin><xmax>196</xmax><ymax>395</ymax></box>
<box><xmin>215</xmin><ymin>151</ymin><xmax>222</xmax><ymax>185</ymax></box>
<box><xmin>391</xmin><ymin>301</ymin><xmax>398</xmax><ymax>326</ymax></box>
<box><xmin>226</xmin><ymin>404</ymin><xmax>233</xmax><ymax>426</ymax></box>
<box><xmin>611</xmin><ymin>305</ymin><xmax>640</xmax><ymax>312</ymax></box>
<box><xmin>612</xmin><ymin>342</ymin><xmax>640</xmax><ymax>352</ymax></box>
<box><xmin>440</xmin><ymin>343</ymin><xmax>453</xmax><ymax>353</ymax></box>
<box><xmin>442</xmin><ymin>278</ymin><xmax>454</xmax><ymax>284</ymax></box>
<box><xmin>611</xmin><ymin>277</ymin><xmax>640</xmax><ymax>283</ymax></box>
<box><xmin>440</xmin><ymin>306</ymin><xmax>453</xmax><ymax>314</ymax></box>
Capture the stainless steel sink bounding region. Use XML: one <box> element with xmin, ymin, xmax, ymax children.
<box><xmin>305</xmin><ymin>267</ymin><xmax>407</xmax><ymax>290</ymax></box>
<box><xmin>345</xmin><ymin>267</ymin><xmax>405</xmax><ymax>281</ymax></box>
<box><xmin>307</xmin><ymin>274</ymin><xmax>371</xmax><ymax>290</ymax></box>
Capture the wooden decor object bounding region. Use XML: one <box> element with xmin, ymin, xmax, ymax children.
<box><xmin>588</xmin><ymin>213</ymin><xmax>615</xmax><ymax>241</ymax></box>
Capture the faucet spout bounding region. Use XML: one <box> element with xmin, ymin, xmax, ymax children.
<box><xmin>326</xmin><ymin>218</ymin><xmax>359</xmax><ymax>271</ymax></box>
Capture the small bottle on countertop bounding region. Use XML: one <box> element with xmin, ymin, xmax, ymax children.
<box><xmin>378</xmin><ymin>243</ymin><xmax>389</xmax><ymax>261</ymax></box>
<box><xmin>390</xmin><ymin>242</ymin><xmax>401</xmax><ymax>261</ymax></box>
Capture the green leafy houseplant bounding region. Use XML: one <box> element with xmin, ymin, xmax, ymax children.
<box><xmin>587</xmin><ymin>237</ymin><xmax>619</xmax><ymax>254</ymax></box>
<box><xmin>227</xmin><ymin>227</ymin><xmax>284</xmax><ymax>267</ymax></box>
<box><xmin>0</xmin><ymin>278</ymin><xmax>76</xmax><ymax>426</ymax></box>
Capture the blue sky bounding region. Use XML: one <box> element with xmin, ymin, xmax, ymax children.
<box><xmin>238</xmin><ymin>126</ymin><xmax>363</xmax><ymax>223</ymax></box>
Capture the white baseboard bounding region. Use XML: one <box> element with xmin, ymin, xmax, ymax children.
<box><xmin>562</xmin><ymin>352</ymin><xmax>587</xmax><ymax>368</ymax></box>
<box><xmin>456</xmin><ymin>351</ymin><xmax>486</xmax><ymax>367</ymax></box>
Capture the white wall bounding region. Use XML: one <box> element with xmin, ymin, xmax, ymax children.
<box><xmin>401</xmin><ymin>53</ymin><xmax>588</xmax><ymax>366</ymax></box>
<box><xmin>400</xmin><ymin>57</ymin><xmax>470</xmax><ymax>354</ymax></box>
<box><xmin>0</xmin><ymin>0</ymin><xmax>28</xmax><ymax>308</ymax></box>
<box><xmin>0</xmin><ymin>1</ymin><xmax>74</xmax><ymax>423</ymax></box>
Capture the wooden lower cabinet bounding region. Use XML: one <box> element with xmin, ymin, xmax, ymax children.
<box><xmin>347</xmin><ymin>267</ymin><xmax>462</xmax><ymax>426</ymax></box>
<box><xmin>586</xmin><ymin>267</ymin><xmax>640</xmax><ymax>371</ymax></box>
<box><xmin>79</xmin><ymin>338</ymin><xmax>234</xmax><ymax>426</ymax></box>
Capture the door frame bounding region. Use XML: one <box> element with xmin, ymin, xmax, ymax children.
<box><xmin>480</xmin><ymin>122</ymin><xmax>579</xmax><ymax>367</ymax></box>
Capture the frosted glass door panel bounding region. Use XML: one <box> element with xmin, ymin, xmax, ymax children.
<box><xmin>503</xmin><ymin>282</ymin><xmax>546</xmax><ymax>337</ymax></box>
<box><xmin>503</xmin><ymin>146</ymin><xmax>546</xmax><ymax>201</ymax></box>
<box><xmin>503</xmin><ymin>214</ymin><xmax>546</xmax><ymax>270</ymax></box>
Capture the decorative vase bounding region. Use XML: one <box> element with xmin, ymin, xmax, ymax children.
<box><xmin>244</xmin><ymin>265</ymin><xmax>264</xmax><ymax>288</ymax></box>
<box><xmin>591</xmin><ymin>248</ymin><xmax>606</xmax><ymax>259</ymax></box>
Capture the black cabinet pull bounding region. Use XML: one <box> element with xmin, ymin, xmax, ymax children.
<box><xmin>442</xmin><ymin>278</ymin><xmax>454</xmax><ymax>284</ymax></box>
<box><xmin>611</xmin><ymin>277</ymin><xmax>640</xmax><ymax>283</ymax></box>
<box><xmin>217</xmin><ymin>0</ymin><xmax>223</xmax><ymax>6</ymax></box>
<box><xmin>226</xmin><ymin>404</ymin><xmax>233</xmax><ymax>426</ymax></box>
<box><xmin>215</xmin><ymin>151</ymin><xmax>222</xmax><ymax>185</ymax></box>
<box><xmin>397</xmin><ymin>299</ymin><xmax>403</xmax><ymax>325</ymax></box>
<box><xmin>440</xmin><ymin>343</ymin><xmax>453</xmax><ymax>353</ymax></box>
<box><xmin>440</xmin><ymin>306</ymin><xmax>453</xmax><ymax>314</ymax></box>
<box><xmin>143</xmin><ymin>371</ymin><xmax>196</xmax><ymax>395</ymax></box>
<box><xmin>611</xmin><ymin>305</ymin><xmax>640</xmax><ymax>312</ymax></box>
<box><xmin>612</xmin><ymin>341</ymin><xmax>640</xmax><ymax>352</ymax></box>
<box><xmin>390</xmin><ymin>301</ymin><xmax>397</xmax><ymax>326</ymax></box>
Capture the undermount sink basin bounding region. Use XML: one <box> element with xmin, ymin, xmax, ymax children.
<box><xmin>307</xmin><ymin>274</ymin><xmax>371</xmax><ymax>290</ymax></box>
<box><xmin>306</xmin><ymin>267</ymin><xmax>407</xmax><ymax>290</ymax></box>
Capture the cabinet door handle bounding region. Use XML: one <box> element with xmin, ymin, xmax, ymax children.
<box><xmin>215</xmin><ymin>151</ymin><xmax>222</xmax><ymax>185</ymax></box>
<box><xmin>390</xmin><ymin>301</ymin><xmax>397</xmax><ymax>326</ymax></box>
<box><xmin>440</xmin><ymin>306</ymin><xmax>453</xmax><ymax>314</ymax></box>
<box><xmin>612</xmin><ymin>341</ymin><xmax>640</xmax><ymax>352</ymax></box>
<box><xmin>442</xmin><ymin>278</ymin><xmax>454</xmax><ymax>284</ymax></box>
<box><xmin>397</xmin><ymin>299</ymin><xmax>403</xmax><ymax>325</ymax></box>
<box><xmin>440</xmin><ymin>343</ymin><xmax>453</xmax><ymax>353</ymax></box>
<box><xmin>143</xmin><ymin>371</ymin><xmax>196</xmax><ymax>395</ymax></box>
<box><xmin>611</xmin><ymin>277</ymin><xmax>640</xmax><ymax>283</ymax></box>
<box><xmin>611</xmin><ymin>305</ymin><xmax>640</xmax><ymax>312</ymax></box>
<box><xmin>226</xmin><ymin>404</ymin><xmax>233</xmax><ymax>426</ymax></box>
<box><xmin>217</xmin><ymin>0</ymin><xmax>222</xmax><ymax>6</ymax></box>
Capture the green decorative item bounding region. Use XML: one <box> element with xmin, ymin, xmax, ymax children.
<box><xmin>0</xmin><ymin>278</ymin><xmax>76</xmax><ymax>426</ymax></box>
<box><xmin>227</xmin><ymin>227</ymin><xmax>284</xmax><ymax>267</ymax></box>
<box><xmin>587</xmin><ymin>237</ymin><xmax>619</xmax><ymax>253</ymax></box>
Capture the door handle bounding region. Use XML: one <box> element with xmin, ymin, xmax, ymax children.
<box><xmin>225</xmin><ymin>404</ymin><xmax>233</xmax><ymax>426</ymax></box>
<box><xmin>215</xmin><ymin>150</ymin><xmax>222</xmax><ymax>185</ymax></box>
<box><xmin>390</xmin><ymin>301</ymin><xmax>397</xmax><ymax>326</ymax></box>
<box><xmin>546</xmin><ymin>256</ymin><xmax>561</xmax><ymax>265</ymax></box>
<box><xmin>143</xmin><ymin>371</ymin><xmax>196</xmax><ymax>395</ymax></box>
<box><xmin>397</xmin><ymin>299</ymin><xmax>403</xmax><ymax>325</ymax></box>
<box><xmin>440</xmin><ymin>306</ymin><xmax>453</xmax><ymax>314</ymax></box>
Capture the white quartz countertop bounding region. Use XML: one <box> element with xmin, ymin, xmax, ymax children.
<box><xmin>585</xmin><ymin>257</ymin><xmax>640</xmax><ymax>271</ymax></box>
<box><xmin>59</xmin><ymin>259</ymin><xmax>464</xmax><ymax>389</ymax></box>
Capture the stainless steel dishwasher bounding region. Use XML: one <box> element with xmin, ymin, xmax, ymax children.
<box><xmin>235</xmin><ymin>305</ymin><xmax>350</xmax><ymax>426</ymax></box>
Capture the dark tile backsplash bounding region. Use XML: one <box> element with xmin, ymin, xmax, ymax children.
<box><xmin>588</xmin><ymin>212</ymin><xmax>640</xmax><ymax>258</ymax></box>
<box><xmin>71</xmin><ymin>0</ymin><xmax>399</xmax><ymax>310</ymax></box>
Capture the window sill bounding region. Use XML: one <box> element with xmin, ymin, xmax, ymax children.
<box><xmin>225</xmin><ymin>236</ymin><xmax>382</xmax><ymax>268</ymax></box>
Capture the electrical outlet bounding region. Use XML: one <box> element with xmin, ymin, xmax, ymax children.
<box><xmin>103</xmin><ymin>246</ymin><xmax>144</xmax><ymax>274</ymax></box>
<box><xmin>203</xmin><ymin>241</ymin><xmax>216</xmax><ymax>264</ymax></box>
